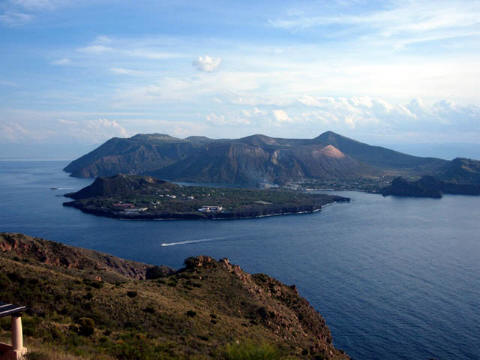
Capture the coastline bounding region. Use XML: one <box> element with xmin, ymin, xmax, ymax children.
<box><xmin>63</xmin><ymin>197</ymin><xmax>350</xmax><ymax>221</ymax></box>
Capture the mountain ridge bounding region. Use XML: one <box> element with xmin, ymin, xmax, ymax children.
<box><xmin>64</xmin><ymin>131</ymin><xmax>479</xmax><ymax>186</ymax></box>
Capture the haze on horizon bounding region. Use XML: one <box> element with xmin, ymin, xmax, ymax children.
<box><xmin>1</xmin><ymin>0</ymin><xmax>479</xmax><ymax>160</ymax></box>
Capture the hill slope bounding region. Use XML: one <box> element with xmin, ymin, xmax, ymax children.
<box><xmin>64</xmin><ymin>131</ymin><xmax>458</xmax><ymax>186</ymax></box>
<box><xmin>0</xmin><ymin>233</ymin><xmax>349</xmax><ymax>360</ymax></box>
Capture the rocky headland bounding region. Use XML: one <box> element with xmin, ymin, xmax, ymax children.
<box><xmin>381</xmin><ymin>176</ymin><xmax>480</xmax><ymax>198</ymax></box>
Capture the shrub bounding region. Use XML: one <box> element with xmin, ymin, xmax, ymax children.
<box><xmin>143</xmin><ymin>306</ymin><xmax>155</xmax><ymax>314</ymax></box>
<box><xmin>77</xmin><ymin>317</ymin><xmax>95</xmax><ymax>336</ymax></box>
<box><xmin>83</xmin><ymin>278</ymin><xmax>103</xmax><ymax>289</ymax></box>
<box><xmin>25</xmin><ymin>352</ymin><xmax>50</xmax><ymax>360</ymax></box>
<box><xmin>222</xmin><ymin>341</ymin><xmax>282</xmax><ymax>360</ymax></box>
<box><xmin>126</xmin><ymin>291</ymin><xmax>137</xmax><ymax>298</ymax></box>
<box><xmin>145</xmin><ymin>266</ymin><xmax>173</xmax><ymax>280</ymax></box>
<box><xmin>186</xmin><ymin>310</ymin><xmax>197</xmax><ymax>317</ymax></box>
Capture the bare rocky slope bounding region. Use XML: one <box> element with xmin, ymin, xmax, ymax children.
<box><xmin>0</xmin><ymin>233</ymin><xmax>349</xmax><ymax>360</ymax></box>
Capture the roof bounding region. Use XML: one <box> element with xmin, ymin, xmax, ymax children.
<box><xmin>0</xmin><ymin>302</ymin><xmax>26</xmax><ymax>317</ymax></box>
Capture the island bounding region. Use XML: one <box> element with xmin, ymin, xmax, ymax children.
<box><xmin>381</xmin><ymin>176</ymin><xmax>480</xmax><ymax>198</ymax></box>
<box><xmin>63</xmin><ymin>174</ymin><xmax>350</xmax><ymax>220</ymax></box>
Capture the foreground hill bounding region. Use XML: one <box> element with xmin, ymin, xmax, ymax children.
<box><xmin>0</xmin><ymin>233</ymin><xmax>349</xmax><ymax>360</ymax></box>
<box><xmin>65</xmin><ymin>131</ymin><xmax>455</xmax><ymax>186</ymax></box>
<box><xmin>63</xmin><ymin>174</ymin><xmax>349</xmax><ymax>220</ymax></box>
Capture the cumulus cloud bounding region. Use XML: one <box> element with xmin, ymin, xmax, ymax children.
<box><xmin>193</xmin><ymin>55</ymin><xmax>222</xmax><ymax>72</ymax></box>
<box><xmin>272</xmin><ymin>109</ymin><xmax>292</xmax><ymax>123</ymax></box>
<box><xmin>84</xmin><ymin>118</ymin><xmax>129</xmax><ymax>139</ymax></box>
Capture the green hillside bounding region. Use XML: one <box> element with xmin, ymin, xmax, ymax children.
<box><xmin>0</xmin><ymin>233</ymin><xmax>349</xmax><ymax>360</ymax></box>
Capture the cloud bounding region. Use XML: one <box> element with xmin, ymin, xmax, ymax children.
<box><xmin>193</xmin><ymin>55</ymin><xmax>222</xmax><ymax>72</ymax></box>
<box><xmin>0</xmin><ymin>11</ymin><xmax>32</xmax><ymax>26</ymax></box>
<box><xmin>51</xmin><ymin>57</ymin><xmax>71</xmax><ymax>65</ymax></box>
<box><xmin>84</xmin><ymin>118</ymin><xmax>129</xmax><ymax>139</ymax></box>
<box><xmin>269</xmin><ymin>0</ymin><xmax>480</xmax><ymax>49</ymax></box>
<box><xmin>110</xmin><ymin>67</ymin><xmax>142</xmax><ymax>76</ymax></box>
<box><xmin>0</xmin><ymin>122</ymin><xmax>35</xmax><ymax>142</ymax></box>
<box><xmin>0</xmin><ymin>80</ymin><xmax>18</xmax><ymax>87</ymax></box>
<box><xmin>11</xmin><ymin>0</ymin><xmax>64</xmax><ymax>10</ymax></box>
<box><xmin>1</xmin><ymin>0</ymin><xmax>73</xmax><ymax>26</ymax></box>
<box><xmin>77</xmin><ymin>45</ymin><xmax>113</xmax><ymax>54</ymax></box>
<box><xmin>206</xmin><ymin>112</ymin><xmax>250</xmax><ymax>126</ymax></box>
<box><xmin>272</xmin><ymin>109</ymin><xmax>291</xmax><ymax>123</ymax></box>
<box><xmin>57</xmin><ymin>118</ymin><xmax>77</xmax><ymax>125</ymax></box>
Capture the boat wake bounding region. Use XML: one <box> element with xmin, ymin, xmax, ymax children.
<box><xmin>161</xmin><ymin>236</ymin><xmax>231</xmax><ymax>247</ymax></box>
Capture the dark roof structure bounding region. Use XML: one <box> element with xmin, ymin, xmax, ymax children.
<box><xmin>0</xmin><ymin>302</ymin><xmax>26</xmax><ymax>318</ymax></box>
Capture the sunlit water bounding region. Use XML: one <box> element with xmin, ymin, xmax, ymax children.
<box><xmin>1</xmin><ymin>161</ymin><xmax>479</xmax><ymax>360</ymax></box>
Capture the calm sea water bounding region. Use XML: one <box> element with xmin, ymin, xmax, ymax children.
<box><xmin>1</xmin><ymin>161</ymin><xmax>479</xmax><ymax>360</ymax></box>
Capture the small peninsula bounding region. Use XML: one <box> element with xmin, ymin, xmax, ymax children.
<box><xmin>63</xmin><ymin>174</ymin><xmax>349</xmax><ymax>220</ymax></box>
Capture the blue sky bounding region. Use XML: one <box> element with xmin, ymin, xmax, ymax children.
<box><xmin>1</xmin><ymin>0</ymin><xmax>480</xmax><ymax>159</ymax></box>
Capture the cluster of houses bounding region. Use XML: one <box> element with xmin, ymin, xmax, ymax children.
<box><xmin>198</xmin><ymin>205</ymin><xmax>223</xmax><ymax>213</ymax></box>
<box><xmin>112</xmin><ymin>198</ymin><xmax>223</xmax><ymax>214</ymax></box>
<box><xmin>112</xmin><ymin>203</ymin><xmax>148</xmax><ymax>214</ymax></box>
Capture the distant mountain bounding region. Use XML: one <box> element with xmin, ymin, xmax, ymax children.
<box><xmin>439</xmin><ymin>158</ymin><xmax>480</xmax><ymax>184</ymax></box>
<box><xmin>313</xmin><ymin>131</ymin><xmax>446</xmax><ymax>171</ymax></box>
<box><xmin>65</xmin><ymin>131</ymin><xmax>478</xmax><ymax>186</ymax></box>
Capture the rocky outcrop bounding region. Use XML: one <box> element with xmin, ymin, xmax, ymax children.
<box><xmin>0</xmin><ymin>233</ymin><xmax>170</xmax><ymax>280</ymax></box>
<box><xmin>381</xmin><ymin>176</ymin><xmax>480</xmax><ymax>198</ymax></box>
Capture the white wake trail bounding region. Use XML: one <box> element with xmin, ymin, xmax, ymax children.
<box><xmin>161</xmin><ymin>236</ymin><xmax>231</xmax><ymax>247</ymax></box>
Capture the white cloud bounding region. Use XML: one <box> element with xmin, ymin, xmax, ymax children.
<box><xmin>1</xmin><ymin>122</ymin><xmax>35</xmax><ymax>142</ymax></box>
<box><xmin>110</xmin><ymin>67</ymin><xmax>142</xmax><ymax>76</ymax></box>
<box><xmin>193</xmin><ymin>55</ymin><xmax>222</xmax><ymax>72</ymax></box>
<box><xmin>1</xmin><ymin>0</ymin><xmax>74</xmax><ymax>26</ymax></box>
<box><xmin>272</xmin><ymin>109</ymin><xmax>292</xmax><ymax>123</ymax></box>
<box><xmin>84</xmin><ymin>118</ymin><xmax>129</xmax><ymax>139</ymax></box>
<box><xmin>51</xmin><ymin>57</ymin><xmax>71</xmax><ymax>65</ymax></box>
<box><xmin>206</xmin><ymin>112</ymin><xmax>250</xmax><ymax>126</ymax></box>
<box><xmin>57</xmin><ymin>118</ymin><xmax>77</xmax><ymax>125</ymax></box>
<box><xmin>77</xmin><ymin>45</ymin><xmax>113</xmax><ymax>54</ymax></box>
<box><xmin>0</xmin><ymin>11</ymin><xmax>32</xmax><ymax>26</ymax></box>
<box><xmin>11</xmin><ymin>0</ymin><xmax>64</xmax><ymax>10</ymax></box>
<box><xmin>270</xmin><ymin>1</ymin><xmax>480</xmax><ymax>50</ymax></box>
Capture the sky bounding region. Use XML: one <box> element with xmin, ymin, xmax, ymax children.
<box><xmin>1</xmin><ymin>0</ymin><xmax>480</xmax><ymax>159</ymax></box>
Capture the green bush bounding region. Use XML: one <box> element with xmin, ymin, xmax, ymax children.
<box><xmin>222</xmin><ymin>341</ymin><xmax>282</xmax><ymax>360</ymax></box>
<box><xmin>25</xmin><ymin>351</ymin><xmax>50</xmax><ymax>360</ymax></box>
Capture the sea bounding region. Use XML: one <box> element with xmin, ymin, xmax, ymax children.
<box><xmin>1</xmin><ymin>160</ymin><xmax>479</xmax><ymax>360</ymax></box>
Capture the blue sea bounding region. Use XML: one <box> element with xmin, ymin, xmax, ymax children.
<box><xmin>1</xmin><ymin>161</ymin><xmax>479</xmax><ymax>360</ymax></box>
